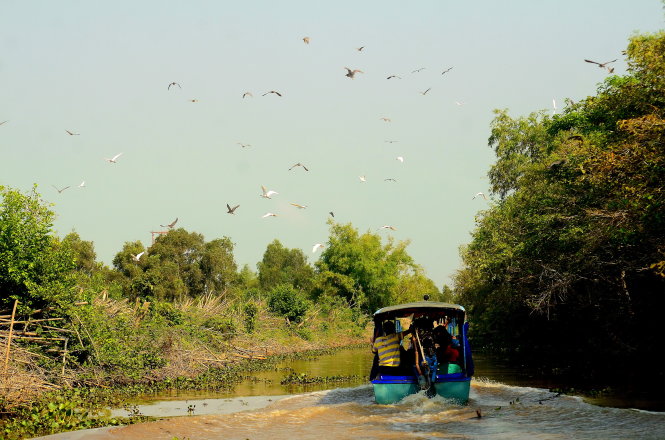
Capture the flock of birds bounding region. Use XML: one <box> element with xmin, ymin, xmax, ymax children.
<box><xmin>0</xmin><ymin>41</ymin><xmax>617</xmax><ymax>263</ymax></box>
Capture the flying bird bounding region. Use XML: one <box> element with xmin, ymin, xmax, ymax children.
<box><xmin>302</xmin><ymin>37</ymin><xmax>310</xmax><ymax>44</ymax></box>
<box><xmin>237</xmin><ymin>142</ymin><xmax>251</xmax><ymax>148</ymax></box>
<box><xmin>584</xmin><ymin>59</ymin><xmax>617</xmax><ymax>73</ymax></box>
<box><xmin>396</xmin><ymin>156</ymin><xmax>404</xmax><ymax>163</ymax></box>
<box><xmin>411</xmin><ymin>67</ymin><xmax>426</xmax><ymax>73</ymax></box>
<box><xmin>262</xmin><ymin>90</ymin><xmax>282</xmax><ymax>97</ymax></box>
<box><xmin>312</xmin><ymin>243</ymin><xmax>324</xmax><ymax>253</ymax></box>
<box><xmin>189</xmin><ymin>99</ymin><xmax>198</xmax><ymax>103</ymax></box>
<box><xmin>384</xmin><ymin>178</ymin><xmax>397</xmax><ymax>182</ymax></box>
<box><xmin>344</xmin><ymin>67</ymin><xmax>363</xmax><ymax>79</ymax></box>
<box><xmin>329</xmin><ymin>211</ymin><xmax>335</xmax><ymax>217</ymax></box>
<box><xmin>78</xmin><ymin>181</ymin><xmax>86</xmax><ymax>188</ymax></box>
<box><xmin>289</xmin><ymin>162</ymin><xmax>309</xmax><ymax>171</ymax></box>
<box><xmin>385</xmin><ymin>140</ymin><xmax>399</xmax><ymax>143</ymax></box>
<box><xmin>356</xmin><ymin>46</ymin><xmax>365</xmax><ymax>52</ymax></box>
<box><xmin>386</xmin><ymin>74</ymin><xmax>402</xmax><ymax>80</ymax></box>
<box><xmin>359</xmin><ymin>175</ymin><xmax>367</xmax><ymax>182</ymax></box>
<box><xmin>379</xmin><ymin>117</ymin><xmax>391</xmax><ymax>122</ymax></box>
<box><xmin>441</xmin><ymin>67</ymin><xmax>454</xmax><ymax>75</ymax></box>
<box><xmin>455</xmin><ymin>101</ymin><xmax>465</xmax><ymax>106</ymax></box>
<box><xmin>261</xmin><ymin>185</ymin><xmax>278</xmax><ymax>199</ymax></box>
<box><xmin>420</xmin><ymin>88</ymin><xmax>431</xmax><ymax>96</ymax></box>
<box><xmin>104</xmin><ymin>153</ymin><xmax>123</xmax><ymax>163</ymax></box>
<box><xmin>262</xmin><ymin>212</ymin><xmax>277</xmax><ymax>218</ymax></box>
<box><xmin>473</xmin><ymin>192</ymin><xmax>487</xmax><ymax>200</ymax></box>
<box><xmin>131</xmin><ymin>251</ymin><xmax>145</xmax><ymax>262</ymax></box>
<box><xmin>242</xmin><ymin>92</ymin><xmax>253</xmax><ymax>98</ymax></box>
<box><xmin>52</xmin><ymin>185</ymin><xmax>70</xmax><ymax>194</ymax></box>
<box><xmin>226</xmin><ymin>204</ymin><xmax>240</xmax><ymax>214</ymax></box>
<box><xmin>552</xmin><ymin>98</ymin><xmax>557</xmax><ymax>115</ymax></box>
<box><xmin>168</xmin><ymin>82</ymin><xmax>181</xmax><ymax>90</ymax></box>
<box><xmin>161</xmin><ymin>218</ymin><xmax>178</xmax><ymax>228</ymax></box>
<box><xmin>380</xmin><ymin>225</ymin><xmax>397</xmax><ymax>231</ymax></box>
<box><xmin>65</xmin><ymin>130</ymin><xmax>79</xmax><ymax>136</ymax></box>
<box><xmin>290</xmin><ymin>203</ymin><xmax>307</xmax><ymax>209</ymax></box>
<box><xmin>0</xmin><ymin>121</ymin><xmax>7</xmax><ymax>126</ymax></box>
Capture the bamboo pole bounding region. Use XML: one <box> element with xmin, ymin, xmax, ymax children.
<box><xmin>2</xmin><ymin>300</ymin><xmax>18</xmax><ymax>377</ymax></box>
<box><xmin>61</xmin><ymin>338</ymin><xmax>68</xmax><ymax>376</ymax></box>
<box><xmin>0</xmin><ymin>318</ymin><xmax>64</xmax><ymax>324</ymax></box>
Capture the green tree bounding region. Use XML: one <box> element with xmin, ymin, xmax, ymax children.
<box><xmin>455</xmin><ymin>31</ymin><xmax>665</xmax><ymax>375</ymax></box>
<box><xmin>257</xmin><ymin>240</ymin><xmax>315</xmax><ymax>293</ymax></box>
<box><xmin>315</xmin><ymin>222</ymin><xmax>419</xmax><ymax>313</ymax></box>
<box><xmin>0</xmin><ymin>185</ymin><xmax>76</xmax><ymax>311</ymax></box>
<box><xmin>62</xmin><ymin>232</ymin><xmax>97</xmax><ymax>275</ymax></box>
<box><xmin>113</xmin><ymin>230</ymin><xmax>237</xmax><ymax>301</ymax></box>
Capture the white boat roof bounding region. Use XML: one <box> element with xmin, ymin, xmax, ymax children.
<box><xmin>373</xmin><ymin>301</ymin><xmax>465</xmax><ymax>316</ymax></box>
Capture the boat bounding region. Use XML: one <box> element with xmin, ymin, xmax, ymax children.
<box><xmin>370</xmin><ymin>299</ymin><xmax>474</xmax><ymax>404</ymax></box>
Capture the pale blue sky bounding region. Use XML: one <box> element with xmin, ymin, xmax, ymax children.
<box><xmin>1</xmin><ymin>1</ymin><xmax>662</xmax><ymax>288</ymax></box>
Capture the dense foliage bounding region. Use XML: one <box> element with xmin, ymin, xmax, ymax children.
<box><xmin>0</xmin><ymin>185</ymin><xmax>77</xmax><ymax>313</ymax></box>
<box><xmin>454</xmin><ymin>31</ymin><xmax>665</xmax><ymax>379</ymax></box>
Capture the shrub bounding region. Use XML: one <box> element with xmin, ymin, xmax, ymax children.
<box><xmin>267</xmin><ymin>284</ymin><xmax>310</xmax><ymax>324</ymax></box>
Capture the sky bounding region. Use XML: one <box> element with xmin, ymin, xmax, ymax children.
<box><xmin>1</xmin><ymin>1</ymin><xmax>663</xmax><ymax>288</ymax></box>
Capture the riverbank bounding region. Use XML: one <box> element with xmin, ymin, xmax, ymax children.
<box><xmin>0</xmin><ymin>295</ymin><xmax>369</xmax><ymax>440</ymax></box>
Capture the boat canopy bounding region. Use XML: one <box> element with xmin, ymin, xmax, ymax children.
<box><xmin>373</xmin><ymin>301</ymin><xmax>465</xmax><ymax>319</ymax></box>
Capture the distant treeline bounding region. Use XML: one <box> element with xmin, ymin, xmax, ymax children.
<box><xmin>454</xmin><ymin>31</ymin><xmax>665</xmax><ymax>381</ymax></box>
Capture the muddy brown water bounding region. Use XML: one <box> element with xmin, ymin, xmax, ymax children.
<box><xmin>35</xmin><ymin>347</ymin><xmax>665</xmax><ymax>440</ymax></box>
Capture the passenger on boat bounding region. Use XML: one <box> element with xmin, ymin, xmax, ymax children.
<box><xmin>371</xmin><ymin>320</ymin><xmax>412</xmax><ymax>378</ymax></box>
<box><xmin>432</xmin><ymin>323</ymin><xmax>459</xmax><ymax>370</ymax></box>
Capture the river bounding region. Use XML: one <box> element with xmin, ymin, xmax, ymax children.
<box><xmin>37</xmin><ymin>347</ymin><xmax>665</xmax><ymax>440</ymax></box>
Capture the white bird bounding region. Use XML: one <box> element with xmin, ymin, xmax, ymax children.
<box><xmin>242</xmin><ymin>92</ymin><xmax>253</xmax><ymax>98</ymax></box>
<box><xmin>359</xmin><ymin>175</ymin><xmax>367</xmax><ymax>182</ymax></box>
<box><xmin>379</xmin><ymin>117</ymin><xmax>391</xmax><ymax>122</ymax></box>
<box><xmin>237</xmin><ymin>142</ymin><xmax>251</xmax><ymax>148</ymax></box>
<box><xmin>78</xmin><ymin>181</ymin><xmax>86</xmax><ymax>188</ymax></box>
<box><xmin>473</xmin><ymin>192</ymin><xmax>487</xmax><ymax>200</ymax></box>
<box><xmin>312</xmin><ymin>243</ymin><xmax>324</xmax><ymax>253</ymax></box>
<box><xmin>262</xmin><ymin>212</ymin><xmax>277</xmax><ymax>218</ymax></box>
<box><xmin>65</xmin><ymin>130</ymin><xmax>80</xmax><ymax>136</ymax></box>
<box><xmin>455</xmin><ymin>101</ymin><xmax>465</xmax><ymax>106</ymax></box>
<box><xmin>104</xmin><ymin>153</ymin><xmax>123</xmax><ymax>163</ymax></box>
<box><xmin>290</xmin><ymin>203</ymin><xmax>307</xmax><ymax>209</ymax></box>
<box><xmin>261</xmin><ymin>185</ymin><xmax>278</xmax><ymax>199</ymax></box>
<box><xmin>131</xmin><ymin>251</ymin><xmax>145</xmax><ymax>262</ymax></box>
<box><xmin>552</xmin><ymin>98</ymin><xmax>557</xmax><ymax>115</ymax></box>
<box><xmin>380</xmin><ymin>225</ymin><xmax>397</xmax><ymax>231</ymax></box>
<box><xmin>396</xmin><ymin>156</ymin><xmax>404</xmax><ymax>163</ymax></box>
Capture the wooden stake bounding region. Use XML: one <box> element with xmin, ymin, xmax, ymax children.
<box><xmin>2</xmin><ymin>300</ymin><xmax>18</xmax><ymax>377</ymax></box>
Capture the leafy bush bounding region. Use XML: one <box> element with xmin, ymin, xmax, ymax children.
<box><xmin>267</xmin><ymin>284</ymin><xmax>310</xmax><ymax>323</ymax></box>
<box><xmin>243</xmin><ymin>302</ymin><xmax>258</xmax><ymax>333</ymax></box>
<box><xmin>150</xmin><ymin>301</ymin><xmax>184</xmax><ymax>326</ymax></box>
<box><xmin>202</xmin><ymin>316</ymin><xmax>236</xmax><ymax>338</ymax></box>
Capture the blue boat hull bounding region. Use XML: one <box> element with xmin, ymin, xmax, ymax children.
<box><xmin>372</xmin><ymin>374</ymin><xmax>471</xmax><ymax>405</ymax></box>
